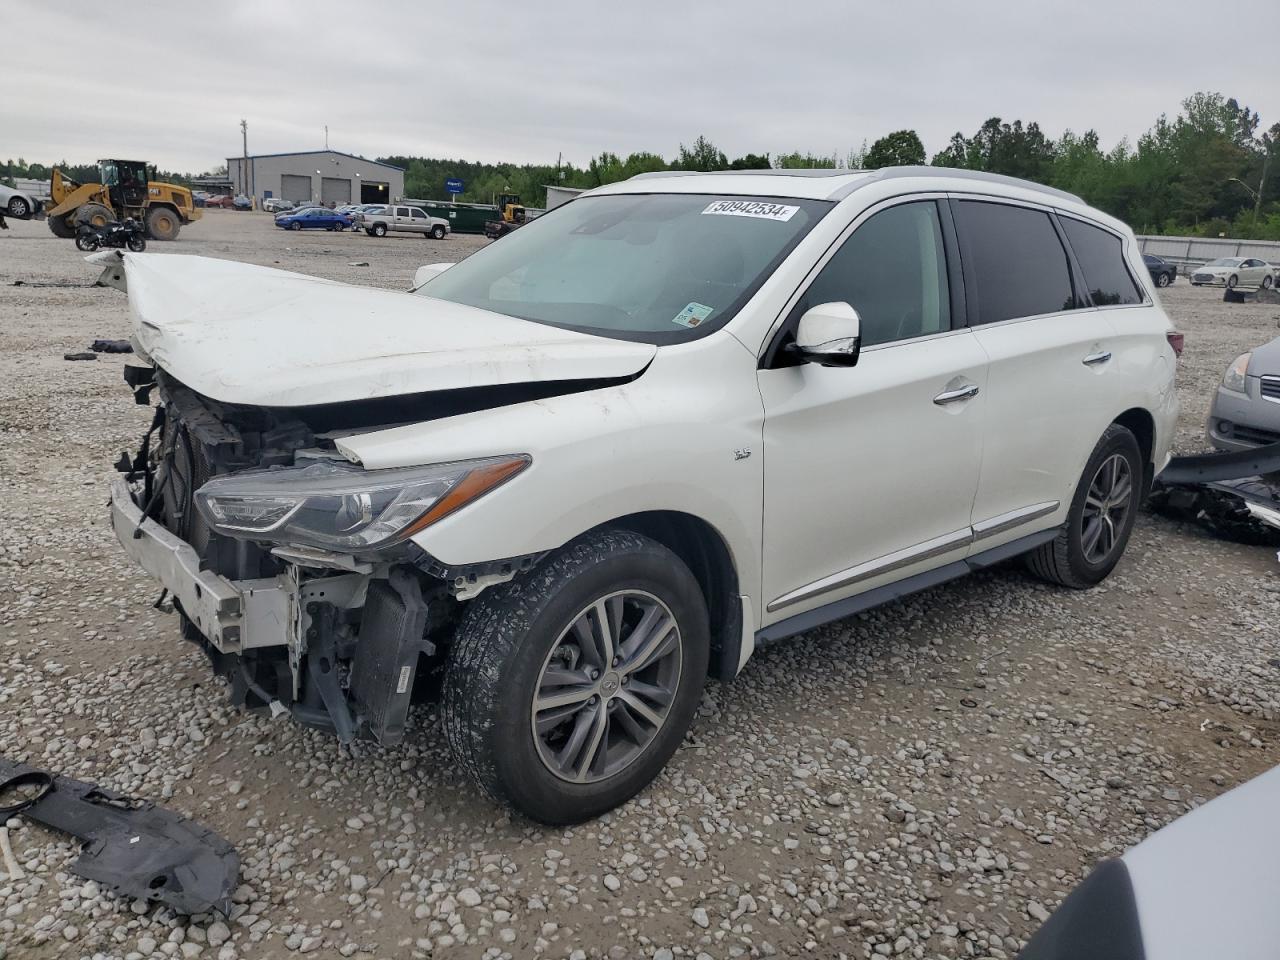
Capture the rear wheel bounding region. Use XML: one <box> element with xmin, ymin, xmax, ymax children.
<box><xmin>7</xmin><ymin>196</ymin><xmax>29</xmax><ymax>217</ymax></box>
<box><xmin>442</xmin><ymin>529</ymin><xmax>709</xmax><ymax>824</ymax></box>
<box><xmin>1026</xmin><ymin>424</ymin><xmax>1143</xmax><ymax>589</ymax></box>
<box><xmin>145</xmin><ymin>206</ymin><xmax>181</xmax><ymax>241</ymax></box>
<box><xmin>75</xmin><ymin>233</ymin><xmax>99</xmax><ymax>251</ymax></box>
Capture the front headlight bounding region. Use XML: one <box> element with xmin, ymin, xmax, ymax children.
<box><xmin>193</xmin><ymin>455</ymin><xmax>529</xmax><ymax>553</ymax></box>
<box><xmin>1223</xmin><ymin>352</ymin><xmax>1251</xmax><ymax>393</ymax></box>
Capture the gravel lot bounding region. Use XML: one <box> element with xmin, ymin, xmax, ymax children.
<box><xmin>2</xmin><ymin>210</ymin><xmax>1278</xmax><ymax>960</ymax></box>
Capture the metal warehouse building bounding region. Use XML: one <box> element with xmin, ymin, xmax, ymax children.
<box><xmin>227</xmin><ymin>150</ymin><xmax>405</xmax><ymax>206</ymax></box>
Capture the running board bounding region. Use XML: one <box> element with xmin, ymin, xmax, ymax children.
<box><xmin>755</xmin><ymin>527</ymin><xmax>1058</xmax><ymax>644</ymax></box>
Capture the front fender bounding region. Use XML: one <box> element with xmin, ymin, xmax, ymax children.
<box><xmin>335</xmin><ymin>334</ymin><xmax>766</xmax><ymax>614</ymax></box>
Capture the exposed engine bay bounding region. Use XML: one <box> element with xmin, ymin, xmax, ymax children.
<box><xmin>113</xmin><ymin>365</ymin><xmax>547</xmax><ymax>745</ymax></box>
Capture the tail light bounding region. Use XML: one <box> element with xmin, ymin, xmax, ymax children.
<box><xmin>1167</xmin><ymin>331</ymin><xmax>1184</xmax><ymax>357</ymax></box>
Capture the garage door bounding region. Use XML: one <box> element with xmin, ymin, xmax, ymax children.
<box><xmin>280</xmin><ymin>174</ymin><xmax>311</xmax><ymax>203</ymax></box>
<box><xmin>361</xmin><ymin>181</ymin><xmax>390</xmax><ymax>203</ymax></box>
<box><xmin>321</xmin><ymin>178</ymin><xmax>351</xmax><ymax>205</ymax></box>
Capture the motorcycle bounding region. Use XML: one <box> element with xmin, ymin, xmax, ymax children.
<box><xmin>75</xmin><ymin>218</ymin><xmax>147</xmax><ymax>253</ymax></box>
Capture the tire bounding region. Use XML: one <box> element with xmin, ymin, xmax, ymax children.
<box><xmin>76</xmin><ymin>203</ymin><xmax>114</xmax><ymax>229</ymax></box>
<box><xmin>1263</xmin><ymin>275</ymin><xmax>1274</xmax><ymax>290</ymax></box>
<box><xmin>372</xmin><ymin>223</ymin><xmax>387</xmax><ymax>237</ymax></box>
<box><xmin>126</xmin><ymin>236</ymin><xmax>146</xmax><ymax>252</ymax></box>
<box><xmin>1226</xmin><ymin>274</ymin><xmax>1237</xmax><ymax>289</ymax></box>
<box><xmin>7</xmin><ymin>195</ymin><xmax>29</xmax><ymax>217</ymax></box>
<box><xmin>75</xmin><ymin>233</ymin><xmax>99</xmax><ymax>252</ymax></box>
<box><xmin>290</xmin><ymin>221</ymin><xmax>302</xmax><ymax>231</ymax></box>
<box><xmin>145</xmin><ymin>206</ymin><xmax>181</xmax><ymax>241</ymax></box>
<box><xmin>47</xmin><ymin>217</ymin><xmax>76</xmax><ymax>239</ymax></box>
<box><xmin>442</xmin><ymin>529</ymin><xmax>709</xmax><ymax>824</ymax></box>
<box><xmin>1026</xmin><ymin>424</ymin><xmax>1143</xmax><ymax>589</ymax></box>
<box><xmin>431</xmin><ymin>225</ymin><xmax>446</xmax><ymax>239</ymax></box>
<box><xmin>1156</xmin><ymin>271</ymin><xmax>1172</xmax><ymax>287</ymax></box>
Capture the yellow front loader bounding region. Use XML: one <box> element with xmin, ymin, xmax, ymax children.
<box><xmin>46</xmin><ymin>159</ymin><xmax>201</xmax><ymax>241</ymax></box>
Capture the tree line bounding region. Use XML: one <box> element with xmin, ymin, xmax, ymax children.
<box><xmin>6</xmin><ymin>92</ymin><xmax>1275</xmax><ymax>239</ymax></box>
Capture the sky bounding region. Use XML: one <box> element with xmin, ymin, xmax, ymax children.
<box><xmin>2</xmin><ymin>0</ymin><xmax>1277</xmax><ymax>174</ymax></box>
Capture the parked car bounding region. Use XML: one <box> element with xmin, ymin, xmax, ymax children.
<box><xmin>1207</xmin><ymin>331</ymin><xmax>1280</xmax><ymax>450</ymax></box>
<box><xmin>204</xmin><ymin>195</ymin><xmax>235</xmax><ymax>209</ymax></box>
<box><xmin>0</xmin><ymin>181</ymin><xmax>45</xmax><ymax>219</ymax></box>
<box><xmin>232</xmin><ymin>195</ymin><xmax>253</xmax><ymax>211</ymax></box>
<box><xmin>191</xmin><ymin>191</ymin><xmax>210</xmax><ymax>208</ymax></box>
<box><xmin>106</xmin><ymin>167</ymin><xmax>1178</xmax><ymax>823</ymax></box>
<box><xmin>262</xmin><ymin>198</ymin><xmax>296</xmax><ymax>214</ymax></box>
<box><xmin>360</xmin><ymin>203</ymin><xmax>450</xmax><ymax>238</ymax></box>
<box><xmin>1189</xmin><ymin>256</ymin><xmax>1275</xmax><ymax>288</ymax></box>
<box><xmin>274</xmin><ymin>207</ymin><xmax>352</xmax><ymax>231</ymax></box>
<box><xmin>1143</xmin><ymin>253</ymin><xmax>1178</xmax><ymax>287</ymax></box>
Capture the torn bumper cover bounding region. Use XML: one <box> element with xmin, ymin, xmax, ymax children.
<box><xmin>1150</xmin><ymin>440</ymin><xmax>1280</xmax><ymax>543</ymax></box>
<box><xmin>0</xmin><ymin>758</ymin><xmax>238</xmax><ymax>917</ymax></box>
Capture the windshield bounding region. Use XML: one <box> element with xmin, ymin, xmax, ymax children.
<box><xmin>421</xmin><ymin>193</ymin><xmax>832</xmax><ymax>343</ymax></box>
<box><xmin>1207</xmin><ymin>258</ymin><xmax>1244</xmax><ymax>267</ymax></box>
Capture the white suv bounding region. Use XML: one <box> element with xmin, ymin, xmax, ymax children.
<box><xmin>107</xmin><ymin>167</ymin><xmax>1178</xmax><ymax>823</ymax></box>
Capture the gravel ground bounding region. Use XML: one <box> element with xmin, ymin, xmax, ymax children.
<box><xmin>1</xmin><ymin>210</ymin><xmax>1278</xmax><ymax>960</ymax></box>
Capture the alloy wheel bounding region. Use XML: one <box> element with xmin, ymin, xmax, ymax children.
<box><xmin>1081</xmin><ymin>453</ymin><xmax>1133</xmax><ymax>564</ymax></box>
<box><xmin>531</xmin><ymin>590</ymin><xmax>682</xmax><ymax>784</ymax></box>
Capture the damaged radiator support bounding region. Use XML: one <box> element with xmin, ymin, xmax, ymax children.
<box><xmin>300</xmin><ymin>569</ymin><xmax>435</xmax><ymax>746</ymax></box>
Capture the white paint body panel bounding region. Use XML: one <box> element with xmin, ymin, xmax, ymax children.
<box><xmin>1122</xmin><ymin>763</ymin><xmax>1280</xmax><ymax>960</ymax></box>
<box><xmin>119</xmin><ymin>254</ymin><xmax>655</xmax><ymax>407</ymax></box>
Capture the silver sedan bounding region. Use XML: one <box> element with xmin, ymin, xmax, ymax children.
<box><xmin>1208</xmin><ymin>333</ymin><xmax>1280</xmax><ymax>450</ymax></box>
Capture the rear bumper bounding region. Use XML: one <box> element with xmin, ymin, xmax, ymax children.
<box><xmin>109</xmin><ymin>479</ymin><xmax>290</xmax><ymax>653</ymax></box>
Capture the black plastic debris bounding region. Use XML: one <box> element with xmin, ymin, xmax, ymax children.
<box><xmin>91</xmin><ymin>339</ymin><xmax>134</xmax><ymax>354</ymax></box>
<box><xmin>63</xmin><ymin>351</ymin><xmax>97</xmax><ymax>361</ymax></box>
<box><xmin>1150</xmin><ymin>440</ymin><xmax>1280</xmax><ymax>545</ymax></box>
<box><xmin>0</xmin><ymin>758</ymin><xmax>239</xmax><ymax>917</ymax></box>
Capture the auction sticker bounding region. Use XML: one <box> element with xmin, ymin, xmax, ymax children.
<box><xmin>673</xmin><ymin>302</ymin><xmax>715</xmax><ymax>328</ymax></box>
<box><xmin>702</xmin><ymin>200</ymin><xmax>799</xmax><ymax>221</ymax></box>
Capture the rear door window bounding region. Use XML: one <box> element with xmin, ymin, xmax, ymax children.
<box><xmin>953</xmin><ymin>201</ymin><xmax>1076</xmax><ymax>323</ymax></box>
<box><xmin>1060</xmin><ymin>217</ymin><xmax>1142</xmax><ymax>306</ymax></box>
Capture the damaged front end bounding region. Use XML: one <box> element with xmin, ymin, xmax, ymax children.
<box><xmin>111</xmin><ymin>367</ymin><xmax>535</xmax><ymax>745</ymax></box>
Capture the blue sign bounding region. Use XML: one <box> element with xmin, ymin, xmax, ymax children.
<box><xmin>445</xmin><ymin>177</ymin><xmax>464</xmax><ymax>195</ymax></box>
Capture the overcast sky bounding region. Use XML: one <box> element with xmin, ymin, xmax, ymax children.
<box><xmin>3</xmin><ymin>0</ymin><xmax>1277</xmax><ymax>174</ymax></box>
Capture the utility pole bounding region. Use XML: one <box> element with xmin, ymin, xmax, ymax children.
<box><xmin>325</xmin><ymin>125</ymin><xmax>329</xmax><ymax>150</ymax></box>
<box><xmin>240</xmin><ymin>119</ymin><xmax>248</xmax><ymax>197</ymax></box>
<box><xmin>1255</xmin><ymin>137</ymin><xmax>1271</xmax><ymax>229</ymax></box>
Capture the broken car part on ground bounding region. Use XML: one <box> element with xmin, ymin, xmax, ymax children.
<box><xmin>1150</xmin><ymin>440</ymin><xmax>1280</xmax><ymax>543</ymax></box>
<box><xmin>0</xmin><ymin>758</ymin><xmax>239</xmax><ymax>917</ymax></box>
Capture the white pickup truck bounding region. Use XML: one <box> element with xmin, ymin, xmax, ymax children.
<box><xmin>359</xmin><ymin>204</ymin><xmax>451</xmax><ymax>239</ymax></box>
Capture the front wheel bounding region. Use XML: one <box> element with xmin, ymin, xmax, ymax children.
<box><xmin>1026</xmin><ymin>424</ymin><xmax>1143</xmax><ymax>589</ymax></box>
<box><xmin>1156</xmin><ymin>272</ymin><xmax>1172</xmax><ymax>287</ymax></box>
<box><xmin>290</xmin><ymin>221</ymin><xmax>302</xmax><ymax>231</ymax></box>
<box><xmin>1263</xmin><ymin>275</ymin><xmax>1274</xmax><ymax>290</ymax></box>
<box><xmin>126</xmin><ymin>236</ymin><xmax>147</xmax><ymax>252</ymax></box>
<box><xmin>371</xmin><ymin>223</ymin><xmax>387</xmax><ymax>237</ymax></box>
<box><xmin>7</xmin><ymin>196</ymin><xmax>29</xmax><ymax>217</ymax></box>
<box><xmin>430</xmin><ymin>225</ymin><xmax>446</xmax><ymax>239</ymax></box>
<box><xmin>442</xmin><ymin>529</ymin><xmax>709</xmax><ymax>824</ymax></box>
<box><xmin>1226</xmin><ymin>274</ymin><xmax>1238</xmax><ymax>289</ymax></box>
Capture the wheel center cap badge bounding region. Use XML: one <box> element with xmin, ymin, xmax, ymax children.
<box><xmin>601</xmin><ymin>673</ymin><xmax>620</xmax><ymax>695</ymax></box>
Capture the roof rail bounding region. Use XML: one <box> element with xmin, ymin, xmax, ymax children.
<box><xmin>627</xmin><ymin>165</ymin><xmax>1084</xmax><ymax>205</ymax></box>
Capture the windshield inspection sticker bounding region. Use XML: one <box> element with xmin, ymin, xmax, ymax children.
<box><xmin>701</xmin><ymin>200</ymin><xmax>799</xmax><ymax>221</ymax></box>
<box><xmin>673</xmin><ymin>302</ymin><xmax>715</xmax><ymax>328</ymax></box>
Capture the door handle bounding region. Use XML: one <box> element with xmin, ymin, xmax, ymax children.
<box><xmin>1082</xmin><ymin>351</ymin><xmax>1113</xmax><ymax>366</ymax></box>
<box><xmin>933</xmin><ymin>384</ymin><xmax>980</xmax><ymax>405</ymax></box>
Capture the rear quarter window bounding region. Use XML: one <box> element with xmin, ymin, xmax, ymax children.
<box><xmin>1060</xmin><ymin>217</ymin><xmax>1143</xmax><ymax>306</ymax></box>
<box><xmin>953</xmin><ymin>200</ymin><xmax>1076</xmax><ymax>324</ymax></box>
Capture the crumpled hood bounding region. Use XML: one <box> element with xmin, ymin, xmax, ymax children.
<box><xmin>117</xmin><ymin>254</ymin><xmax>656</xmax><ymax>407</ymax></box>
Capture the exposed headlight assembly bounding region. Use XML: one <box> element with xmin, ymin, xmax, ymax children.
<box><xmin>193</xmin><ymin>455</ymin><xmax>530</xmax><ymax>553</ymax></box>
<box><xmin>1223</xmin><ymin>352</ymin><xmax>1251</xmax><ymax>393</ymax></box>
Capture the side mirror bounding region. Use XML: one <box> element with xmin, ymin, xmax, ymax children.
<box><xmin>411</xmin><ymin>262</ymin><xmax>455</xmax><ymax>292</ymax></box>
<box><xmin>791</xmin><ymin>302</ymin><xmax>861</xmax><ymax>367</ymax></box>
